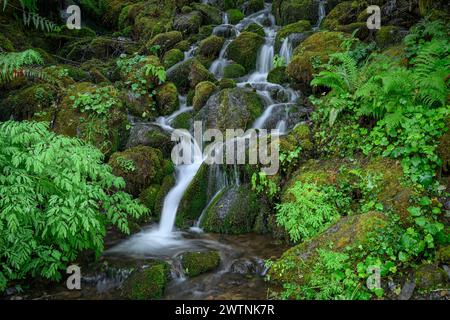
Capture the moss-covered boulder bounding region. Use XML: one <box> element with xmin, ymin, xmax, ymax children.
<box><xmin>155</xmin><ymin>82</ymin><xmax>179</xmax><ymax>116</ymax></box>
<box><xmin>242</xmin><ymin>0</ymin><xmax>265</xmax><ymax>15</ymax></box>
<box><xmin>163</xmin><ymin>48</ymin><xmax>184</xmax><ymax>69</ymax></box>
<box><xmin>195</xmin><ymin>87</ymin><xmax>264</xmax><ymax>132</ymax></box>
<box><xmin>146</xmin><ymin>31</ymin><xmax>183</xmax><ymax>54</ymax></box>
<box><xmin>108</xmin><ymin>145</ymin><xmax>170</xmax><ymax>196</ymax></box>
<box><xmin>272</xmin><ymin>0</ymin><xmax>317</xmax><ymax>25</ymax></box>
<box><xmin>53</xmin><ymin>82</ymin><xmax>129</xmax><ymax>155</ymax></box>
<box><xmin>139</xmin><ymin>184</ymin><xmax>161</xmax><ymax>212</ymax></box>
<box><xmin>0</xmin><ymin>83</ymin><xmax>57</xmax><ymax>121</ymax></box>
<box><xmin>181</xmin><ymin>251</ymin><xmax>221</xmax><ymax>277</ymax></box>
<box><xmin>268</xmin><ymin>211</ymin><xmax>387</xmax><ymax>297</ymax></box>
<box><xmin>226</xmin><ymin>32</ymin><xmax>265</xmax><ymax>72</ymax></box>
<box><xmin>201</xmin><ymin>185</ymin><xmax>260</xmax><ymax>234</ymax></box>
<box><xmin>171</xmin><ymin>111</ymin><xmax>193</xmax><ymax>130</ymax></box>
<box><xmin>218</xmin><ymin>78</ymin><xmax>237</xmax><ymax>89</ymax></box>
<box><xmin>322</xmin><ymin>1</ymin><xmax>363</xmax><ymax>31</ymax></box>
<box><xmin>166</xmin><ymin>57</ymin><xmax>215</xmax><ymax>94</ymax></box>
<box><xmin>176</xmin><ymin>163</ymin><xmax>209</xmax><ymax>227</ymax></box>
<box><xmin>121</xmin><ymin>261</ymin><xmax>170</xmax><ymax>299</ymax></box>
<box><xmin>198</xmin><ymin>35</ymin><xmax>225</xmax><ymax>59</ymax></box>
<box><xmin>174</xmin><ymin>11</ymin><xmax>203</xmax><ymax>35</ymax></box>
<box><xmin>226</xmin><ymin>8</ymin><xmax>244</xmax><ymax>24</ymax></box>
<box><xmin>375</xmin><ymin>26</ymin><xmax>405</xmax><ymax>48</ymax></box>
<box><xmin>193</xmin><ymin>81</ymin><xmax>218</xmax><ymax>112</ymax></box>
<box><xmin>192</xmin><ymin>3</ymin><xmax>222</xmax><ymax>25</ymax></box>
<box><xmin>414</xmin><ymin>263</ymin><xmax>449</xmax><ymax>291</ymax></box>
<box><xmin>267</xmin><ymin>66</ymin><xmax>289</xmax><ymax>84</ymax></box>
<box><xmin>287</xmin><ymin>31</ymin><xmax>347</xmax><ymax>87</ymax></box>
<box><xmin>154</xmin><ymin>175</ymin><xmax>176</xmax><ymax>216</ymax></box>
<box><xmin>242</xmin><ymin>22</ymin><xmax>265</xmax><ymax>37</ymax></box>
<box><xmin>274</xmin><ymin>20</ymin><xmax>311</xmax><ymax>52</ymax></box>
<box><xmin>174</xmin><ymin>39</ymin><xmax>191</xmax><ymax>52</ymax></box>
<box><xmin>223</xmin><ymin>63</ymin><xmax>247</xmax><ymax>79</ymax></box>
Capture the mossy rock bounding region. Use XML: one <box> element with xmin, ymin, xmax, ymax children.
<box><xmin>192</xmin><ymin>3</ymin><xmax>222</xmax><ymax>25</ymax></box>
<box><xmin>174</xmin><ymin>11</ymin><xmax>203</xmax><ymax>35</ymax></box>
<box><xmin>242</xmin><ymin>0</ymin><xmax>265</xmax><ymax>15</ymax></box>
<box><xmin>272</xmin><ymin>0</ymin><xmax>317</xmax><ymax>25</ymax></box>
<box><xmin>279</xmin><ymin>123</ymin><xmax>314</xmax><ymax>159</ymax></box>
<box><xmin>274</xmin><ymin>20</ymin><xmax>311</xmax><ymax>52</ymax></box>
<box><xmin>117</xmin><ymin>54</ymin><xmax>163</xmax><ymax>94</ymax></box>
<box><xmin>121</xmin><ymin>261</ymin><xmax>170</xmax><ymax>299</ymax></box>
<box><xmin>268</xmin><ymin>211</ymin><xmax>387</xmax><ymax>295</ymax></box>
<box><xmin>53</xmin><ymin>82</ymin><xmax>129</xmax><ymax>156</ymax></box>
<box><xmin>174</xmin><ymin>40</ymin><xmax>191</xmax><ymax>52</ymax></box>
<box><xmin>146</xmin><ymin>31</ymin><xmax>183</xmax><ymax>54</ymax></box>
<box><xmin>322</xmin><ymin>1</ymin><xmax>363</xmax><ymax>31</ymax></box>
<box><xmin>267</xmin><ymin>66</ymin><xmax>289</xmax><ymax>84</ymax></box>
<box><xmin>226</xmin><ymin>8</ymin><xmax>244</xmax><ymax>24</ymax></box>
<box><xmin>155</xmin><ymin>82</ymin><xmax>179</xmax><ymax>116</ymax></box>
<box><xmin>195</xmin><ymin>87</ymin><xmax>264</xmax><ymax>132</ymax></box>
<box><xmin>0</xmin><ymin>83</ymin><xmax>57</xmax><ymax>121</ymax></box>
<box><xmin>226</xmin><ymin>32</ymin><xmax>265</xmax><ymax>72</ymax></box>
<box><xmin>193</xmin><ymin>81</ymin><xmax>218</xmax><ymax>112</ymax></box>
<box><xmin>0</xmin><ymin>32</ymin><xmax>14</xmax><ymax>51</ymax></box>
<box><xmin>218</xmin><ymin>78</ymin><xmax>237</xmax><ymax>89</ymax></box>
<box><xmin>437</xmin><ymin>118</ymin><xmax>450</xmax><ymax>187</ymax></box>
<box><xmin>223</xmin><ymin>63</ymin><xmax>246</xmax><ymax>79</ymax></box>
<box><xmin>181</xmin><ymin>250</ymin><xmax>221</xmax><ymax>277</ymax></box>
<box><xmin>154</xmin><ymin>175</ymin><xmax>176</xmax><ymax>216</ymax></box>
<box><xmin>437</xmin><ymin>245</ymin><xmax>450</xmax><ymax>264</ymax></box>
<box><xmin>129</xmin><ymin>0</ymin><xmax>175</xmax><ymax>40</ymax></box>
<box><xmin>287</xmin><ymin>31</ymin><xmax>348</xmax><ymax>87</ymax></box>
<box><xmin>414</xmin><ymin>263</ymin><xmax>449</xmax><ymax>291</ymax></box>
<box><xmin>176</xmin><ymin>163</ymin><xmax>209</xmax><ymax>227</ymax></box>
<box><xmin>375</xmin><ymin>26</ymin><xmax>405</xmax><ymax>49</ymax></box>
<box><xmin>242</xmin><ymin>22</ymin><xmax>265</xmax><ymax>37</ymax></box>
<box><xmin>163</xmin><ymin>48</ymin><xmax>184</xmax><ymax>69</ymax></box>
<box><xmin>108</xmin><ymin>145</ymin><xmax>168</xmax><ymax>196</ymax></box>
<box><xmin>139</xmin><ymin>184</ymin><xmax>161</xmax><ymax>213</ymax></box>
<box><xmin>198</xmin><ymin>35</ymin><xmax>225</xmax><ymax>59</ymax></box>
<box><xmin>201</xmin><ymin>185</ymin><xmax>260</xmax><ymax>234</ymax></box>
<box><xmin>166</xmin><ymin>57</ymin><xmax>215</xmax><ymax>94</ymax></box>
<box><xmin>171</xmin><ymin>111</ymin><xmax>193</xmax><ymax>130</ymax></box>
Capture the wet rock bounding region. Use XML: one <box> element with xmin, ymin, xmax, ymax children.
<box><xmin>155</xmin><ymin>82</ymin><xmax>179</xmax><ymax>116</ymax></box>
<box><xmin>272</xmin><ymin>0</ymin><xmax>318</xmax><ymax>25</ymax></box>
<box><xmin>146</xmin><ymin>31</ymin><xmax>183</xmax><ymax>54</ymax></box>
<box><xmin>267</xmin><ymin>66</ymin><xmax>288</xmax><ymax>84</ymax></box>
<box><xmin>274</xmin><ymin>20</ymin><xmax>311</xmax><ymax>52</ymax></box>
<box><xmin>398</xmin><ymin>279</ymin><xmax>416</xmax><ymax>300</ymax></box>
<box><xmin>241</xmin><ymin>0</ymin><xmax>265</xmax><ymax>15</ymax></box>
<box><xmin>163</xmin><ymin>48</ymin><xmax>184</xmax><ymax>69</ymax></box>
<box><xmin>226</xmin><ymin>32</ymin><xmax>265</xmax><ymax>72</ymax></box>
<box><xmin>193</xmin><ymin>81</ymin><xmax>218</xmax><ymax>112</ymax></box>
<box><xmin>375</xmin><ymin>26</ymin><xmax>407</xmax><ymax>48</ymax></box>
<box><xmin>181</xmin><ymin>250</ymin><xmax>221</xmax><ymax>277</ymax></box>
<box><xmin>174</xmin><ymin>11</ymin><xmax>203</xmax><ymax>35</ymax></box>
<box><xmin>166</xmin><ymin>58</ymin><xmax>215</xmax><ymax>94</ymax></box>
<box><xmin>192</xmin><ymin>3</ymin><xmax>222</xmax><ymax>25</ymax></box>
<box><xmin>198</xmin><ymin>35</ymin><xmax>225</xmax><ymax>59</ymax></box>
<box><xmin>414</xmin><ymin>263</ymin><xmax>448</xmax><ymax>291</ymax></box>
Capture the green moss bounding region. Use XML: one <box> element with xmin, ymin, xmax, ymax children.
<box><xmin>182</xmin><ymin>251</ymin><xmax>220</xmax><ymax>277</ymax></box>
<box><xmin>437</xmin><ymin>245</ymin><xmax>450</xmax><ymax>264</ymax></box>
<box><xmin>181</xmin><ymin>5</ymin><xmax>192</xmax><ymax>14</ymax></box>
<box><xmin>146</xmin><ymin>31</ymin><xmax>183</xmax><ymax>53</ymax></box>
<box><xmin>272</xmin><ymin>0</ymin><xmax>316</xmax><ymax>25</ymax></box>
<box><xmin>375</xmin><ymin>26</ymin><xmax>404</xmax><ymax>49</ymax></box>
<box><xmin>171</xmin><ymin>111</ymin><xmax>193</xmax><ymax>130</ymax></box>
<box><xmin>414</xmin><ymin>264</ymin><xmax>448</xmax><ymax>291</ymax></box>
<box><xmin>131</xmin><ymin>0</ymin><xmax>175</xmax><ymax>40</ymax></box>
<box><xmin>226</xmin><ymin>32</ymin><xmax>265</xmax><ymax>72</ymax></box>
<box><xmin>176</xmin><ymin>164</ymin><xmax>209</xmax><ymax>227</ymax></box>
<box><xmin>201</xmin><ymin>185</ymin><xmax>260</xmax><ymax>234</ymax></box>
<box><xmin>198</xmin><ymin>35</ymin><xmax>225</xmax><ymax>59</ymax></box>
<box><xmin>121</xmin><ymin>261</ymin><xmax>170</xmax><ymax>299</ymax></box>
<box><xmin>154</xmin><ymin>175</ymin><xmax>175</xmax><ymax>216</ymax></box>
<box><xmin>192</xmin><ymin>3</ymin><xmax>222</xmax><ymax>25</ymax></box>
<box><xmin>223</xmin><ymin>63</ymin><xmax>246</xmax><ymax>79</ymax></box>
<box><xmin>174</xmin><ymin>40</ymin><xmax>191</xmax><ymax>52</ymax></box>
<box><xmin>108</xmin><ymin>145</ymin><xmax>166</xmax><ymax>196</ymax></box>
<box><xmin>242</xmin><ymin>22</ymin><xmax>265</xmax><ymax>37</ymax></box>
<box><xmin>193</xmin><ymin>81</ymin><xmax>217</xmax><ymax>112</ymax></box>
<box><xmin>267</xmin><ymin>66</ymin><xmax>288</xmax><ymax>84</ymax></box>
<box><xmin>0</xmin><ymin>33</ymin><xmax>14</xmax><ymax>51</ymax></box>
<box><xmin>242</xmin><ymin>0</ymin><xmax>264</xmax><ymax>15</ymax></box>
<box><xmin>155</xmin><ymin>82</ymin><xmax>179</xmax><ymax>116</ymax></box>
<box><xmin>166</xmin><ymin>58</ymin><xmax>215</xmax><ymax>94</ymax></box>
<box><xmin>174</xmin><ymin>11</ymin><xmax>202</xmax><ymax>35</ymax></box>
<box><xmin>322</xmin><ymin>1</ymin><xmax>362</xmax><ymax>31</ymax></box>
<box><xmin>218</xmin><ymin>78</ymin><xmax>237</xmax><ymax>89</ymax></box>
<box><xmin>139</xmin><ymin>184</ymin><xmax>161</xmax><ymax>212</ymax></box>
<box><xmin>226</xmin><ymin>8</ymin><xmax>244</xmax><ymax>24</ymax></box>
<box><xmin>275</xmin><ymin>20</ymin><xmax>311</xmax><ymax>51</ymax></box>
<box><xmin>163</xmin><ymin>48</ymin><xmax>184</xmax><ymax>69</ymax></box>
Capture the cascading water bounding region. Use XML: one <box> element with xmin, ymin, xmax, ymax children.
<box><xmin>279</xmin><ymin>37</ymin><xmax>293</xmax><ymax>63</ymax></box>
<box><xmin>314</xmin><ymin>0</ymin><xmax>327</xmax><ymax>30</ymax></box>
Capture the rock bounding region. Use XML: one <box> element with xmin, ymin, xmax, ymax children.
<box><xmin>375</xmin><ymin>26</ymin><xmax>405</xmax><ymax>48</ymax></box>
<box><xmin>154</xmin><ymin>175</ymin><xmax>176</xmax><ymax>216</ymax></box>
<box><xmin>53</xmin><ymin>82</ymin><xmax>129</xmax><ymax>156</ymax></box>
<box><xmin>198</xmin><ymin>35</ymin><xmax>225</xmax><ymax>59</ymax></box>
<box><xmin>223</xmin><ymin>63</ymin><xmax>247</xmax><ymax>79</ymax></box>
<box><xmin>174</xmin><ymin>11</ymin><xmax>203</xmax><ymax>35</ymax></box>
<box><xmin>139</xmin><ymin>184</ymin><xmax>161</xmax><ymax>213</ymax></box>
<box><xmin>201</xmin><ymin>185</ymin><xmax>260</xmax><ymax>234</ymax></box>
<box><xmin>195</xmin><ymin>87</ymin><xmax>264</xmax><ymax>132</ymax></box>
<box><xmin>192</xmin><ymin>3</ymin><xmax>222</xmax><ymax>25</ymax></box>
<box><xmin>121</xmin><ymin>261</ymin><xmax>170</xmax><ymax>299</ymax></box>
<box><xmin>176</xmin><ymin>164</ymin><xmax>209</xmax><ymax>227</ymax></box>
<box><xmin>171</xmin><ymin>111</ymin><xmax>193</xmax><ymax>130</ymax></box>
<box><xmin>267</xmin><ymin>66</ymin><xmax>288</xmax><ymax>84</ymax></box>
<box><xmin>268</xmin><ymin>211</ymin><xmax>387</xmax><ymax>297</ymax></box>
<box><xmin>193</xmin><ymin>81</ymin><xmax>218</xmax><ymax>112</ymax></box>
<box><xmin>146</xmin><ymin>31</ymin><xmax>183</xmax><ymax>54</ymax></box>
<box><xmin>226</xmin><ymin>8</ymin><xmax>244</xmax><ymax>24</ymax></box>
<box><xmin>398</xmin><ymin>278</ymin><xmax>416</xmax><ymax>300</ymax></box>
<box><xmin>226</xmin><ymin>32</ymin><xmax>265</xmax><ymax>72</ymax></box>
<box><xmin>414</xmin><ymin>263</ymin><xmax>449</xmax><ymax>291</ymax></box>
<box><xmin>126</xmin><ymin>122</ymin><xmax>173</xmax><ymax>155</ymax></box>
<box><xmin>274</xmin><ymin>20</ymin><xmax>311</xmax><ymax>52</ymax></box>
<box><xmin>128</xmin><ymin>1</ymin><xmax>175</xmax><ymax>40</ymax></box>
<box><xmin>241</xmin><ymin>0</ymin><xmax>265</xmax><ymax>15</ymax></box>
<box><xmin>166</xmin><ymin>58</ymin><xmax>215</xmax><ymax>94</ymax></box>
<box><xmin>218</xmin><ymin>78</ymin><xmax>237</xmax><ymax>89</ymax></box>
<box><xmin>155</xmin><ymin>82</ymin><xmax>179</xmax><ymax>116</ymax></box>
<box><xmin>108</xmin><ymin>145</ymin><xmax>171</xmax><ymax>196</ymax></box>
<box><xmin>230</xmin><ymin>258</ymin><xmax>262</xmax><ymax>274</ymax></box>
<box><xmin>242</xmin><ymin>22</ymin><xmax>265</xmax><ymax>37</ymax></box>
<box><xmin>272</xmin><ymin>0</ymin><xmax>318</xmax><ymax>25</ymax></box>
<box><xmin>322</xmin><ymin>1</ymin><xmax>363</xmax><ymax>31</ymax></box>
<box><xmin>163</xmin><ymin>48</ymin><xmax>184</xmax><ymax>69</ymax></box>
<box><xmin>287</xmin><ymin>31</ymin><xmax>348</xmax><ymax>88</ymax></box>
<box><xmin>181</xmin><ymin>251</ymin><xmax>221</xmax><ymax>277</ymax></box>
<box><xmin>437</xmin><ymin>246</ymin><xmax>450</xmax><ymax>264</ymax></box>
<box><xmin>437</xmin><ymin>118</ymin><xmax>450</xmax><ymax>188</ymax></box>
<box><xmin>174</xmin><ymin>40</ymin><xmax>191</xmax><ymax>52</ymax></box>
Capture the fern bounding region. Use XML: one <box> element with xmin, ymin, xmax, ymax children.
<box><xmin>0</xmin><ymin>49</ymin><xmax>43</xmax><ymax>83</ymax></box>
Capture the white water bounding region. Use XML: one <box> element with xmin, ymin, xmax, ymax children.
<box><xmin>314</xmin><ymin>0</ymin><xmax>327</xmax><ymax>30</ymax></box>
<box><xmin>279</xmin><ymin>37</ymin><xmax>293</xmax><ymax>63</ymax></box>
<box><xmin>209</xmin><ymin>40</ymin><xmax>232</xmax><ymax>78</ymax></box>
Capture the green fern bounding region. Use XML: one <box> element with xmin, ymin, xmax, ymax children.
<box><xmin>0</xmin><ymin>49</ymin><xmax>43</xmax><ymax>83</ymax></box>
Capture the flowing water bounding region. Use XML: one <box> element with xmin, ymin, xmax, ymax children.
<box><xmin>101</xmin><ymin>2</ymin><xmax>307</xmax><ymax>299</ymax></box>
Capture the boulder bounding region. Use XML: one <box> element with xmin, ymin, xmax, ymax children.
<box><xmin>174</xmin><ymin>11</ymin><xmax>203</xmax><ymax>35</ymax></box>
<box><xmin>198</xmin><ymin>35</ymin><xmax>225</xmax><ymax>59</ymax></box>
<box><xmin>121</xmin><ymin>261</ymin><xmax>170</xmax><ymax>299</ymax></box>
<box><xmin>163</xmin><ymin>48</ymin><xmax>184</xmax><ymax>69</ymax></box>
<box><xmin>146</xmin><ymin>31</ymin><xmax>183</xmax><ymax>54</ymax></box>
<box><xmin>226</xmin><ymin>8</ymin><xmax>244</xmax><ymax>24</ymax></box>
<box><xmin>223</xmin><ymin>63</ymin><xmax>247</xmax><ymax>79</ymax></box>
<box><xmin>272</xmin><ymin>0</ymin><xmax>318</xmax><ymax>25</ymax></box>
<box><xmin>181</xmin><ymin>250</ymin><xmax>221</xmax><ymax>277</ymax></box>
<box><xmin>193</xmin><ymin>81</ymin><xmax>218</xmax><ymax>112</ymax></box>
<box><xmin>226</xmin><ymin>32</ymin><xmax>265</xmax><ymax>72</ymax></box>
<box><xmin>241</xmin><ymin>0</ymin><xmax>265</xmax><ymax>15</ymax></box>
<box><xmin>192</xmin><ymin>3</ymin><xmax>222</xmax><ymax>25</ymax></box>
<box><xmin>155</xmin><ymin>82</ymin><xmax>179</xmax><ymax>116</ymax></box>
<box><xmin>274</xmin><ymin>20</ymin><xmax>311</xmax><ymax>52</ymax></box>
<box><xmin>166</xmin><ymin>58</ymin><xmax>215</xmax><ymax>94</ymax></box>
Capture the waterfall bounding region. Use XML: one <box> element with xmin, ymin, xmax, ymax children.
<box><xmin>223</xmin><ymin>12</ymin><xmax>229</xmax><ymax>25</ymax></box>
<box><xmin>279</xmin><ymin>37</ymin><xmax>293</xmax><ymax>64</ymax></box>
<box><xmin>314</xmin><ymin>0</ymin><xmax>327</xmax><ymax>30</ymax></box>
<box><xmin>209</xmin><ymin>39</ymin><xmax>232</xmax><ymax>78</ymax></box>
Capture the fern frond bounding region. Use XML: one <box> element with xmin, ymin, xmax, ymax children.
<box><xmin>311</xmin><ymin>70</ymin><xmax>347</xmax><ymax>94</ymax></box>
<box><xmin>0</xmin><ymin>49</ymin><xmax>43</xmax><ymax>83</ymax></box>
